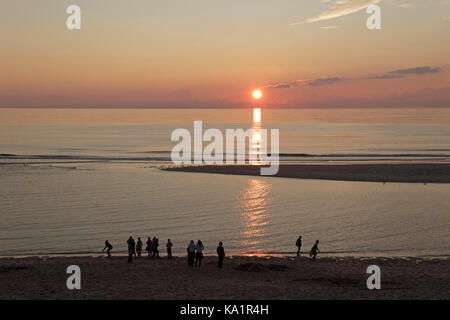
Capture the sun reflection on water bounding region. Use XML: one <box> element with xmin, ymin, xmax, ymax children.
<box><xmin>237</xmin><ymin>178</ymin><xmax>272</xmax><ymax>253</ymax></box>
<box><xmin>250</xmin><ymin>108</ymin><xmax>264</xmax><ymax>165</ymax></box>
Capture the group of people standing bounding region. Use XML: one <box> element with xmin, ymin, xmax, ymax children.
<box><xmin>144</xmin><ymin>236</ymin><xmax>169</xmax><ymax>259</ymax></box>
<box><xmin>186</xmin><ymin>240</ymin><xmax>225</xmax><ymax>268</ymax></box>
<box><xmin>123</xmin><ymin>236</ymin><xmax>172</xmax><ymax>262</ymax></box>
<box><xmin>186</xmin><ymin>240</ymin><xmax>204</xmax><ymax>266</ymax></box>
<box><xmin>296</xmin><ymin>236</ymin><xmax>320</xmax><ymax>259</ymax></box>
<box><xmin>103</xmin><ymin>237</ymin><xmax>226</xmax><ymax>268</ymax></box>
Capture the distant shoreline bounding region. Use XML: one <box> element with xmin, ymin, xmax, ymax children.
<box><xmin>163</xmin><ymin>163</ymin><xmax>450</xmax><ymax>183</ymax></box>
<box><xmin>1</xmin><ymin>255</ymin><xmax>448</xmax><ymax>299</ymax></box>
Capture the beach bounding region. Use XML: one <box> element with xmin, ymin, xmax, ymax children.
<box><xmin>0</xmin><ymin>255</ymin><xmax>448</xmax><ymax>299</ymax></box>
<box><xmin>164</xmin><ymin>163</ymin><xmax>450</xmax><ymax>183</ymax></box>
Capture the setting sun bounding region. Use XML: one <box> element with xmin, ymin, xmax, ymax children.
<box><xmin>252</xmin><ymin>90</ymin><xmax>262</xmax><ymax>99</ymax></box>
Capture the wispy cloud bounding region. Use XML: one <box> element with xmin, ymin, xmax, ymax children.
<box><xmin>367</xmin><ymin>66</ymin><xmax>443</xmax><ymax>79</ymax></box>
<box><xmin>266</xmin><ymin>66</ymin><xmax>443</xmax><ymax>91</ymax></box>
<box><xmin>264</xmin><ymin>83</ymin><xmax>291</xmax><ymax>89</ymax></box>
<box><xmin>297</xmin><ymin>77</ymin><xmax>342</xmax><ymax>86</ymax></box>
<box><xmin>291</xmin><ymin>0</ymin><xmax>382</xmax><ymax>25</ymax></box>
<box><xmin>265</xmin><ymin>77</ymin><xmax>342</xmax><ymax>89</ymax></box>
<box><xmin>391</xmin><ymin>66</ymin><xmax>443</xmax><ymax>75</ymax></box>
<box><xmin>367</xmin><ymin>74</ymin><xmax>405</xmax><ymax>79</ymax></box>
<box><xmin>320</xmin><ymin>25</ymin><xmax>342</xmax><ymax>29</ymax></box>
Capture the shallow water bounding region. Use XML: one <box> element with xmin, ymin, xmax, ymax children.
<box><xmin>1</xmin><ymin>163</ymin><xmax>449</xmax><ymax>257</ymax></box>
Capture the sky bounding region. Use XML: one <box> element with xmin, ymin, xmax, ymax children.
<box><xmin>1</xmin><ymin>0</ymin><xmax>449</xmax><ymax>108</ymax></box>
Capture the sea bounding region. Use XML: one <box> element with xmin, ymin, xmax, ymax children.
<box><xmin>0</xmin><ymin>107</ymin><xmax>449</xmax><ymax>257</ymax></box>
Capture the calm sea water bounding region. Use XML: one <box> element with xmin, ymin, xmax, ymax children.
<box><xmin>0</xmin><ymin>108</ymin><xmax>449</xmax><ymax>257</ymax></box>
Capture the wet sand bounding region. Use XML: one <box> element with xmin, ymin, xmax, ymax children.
<box><xmin>163</xmin><ymin>163</ymin><xmax>450</xmax><ymax>183</ymax></box>
<box><xmin>1</xmin><ymin>255</ymin><xmax>448</xmax><ymax>299</ymax></box>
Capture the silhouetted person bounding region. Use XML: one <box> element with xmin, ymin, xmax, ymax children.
<box><xmin>152</xmin><ymin>237</ymin><xmax>160</xmax><ymax>258</ymax></box>
<box><xmin>103</xmin><ymin>240</ymin><xmax>113</xmax><ymax>257</ymax></box>
<box><xmin>195</xmin><ymin>240</ymin><xmax>204</xmax><ymax>267</ymax></box>
<box><xmin>296</xmin><ymin>236</ymin><xmax>302</xmax><ymax>256</ymax></box>
<box><xmin>136</xmin><ymin>237</ymin><xmax>143</xmax><ymax>257</ymax></box>
<box><xmin>217</xmin><ymin>241</ymin><xmax>225</xmax><ymax>269</ymax></box>
<box><xmin>187</xmin><ymin>240</ymin><xmax>196</xmax><ymax>266</ymax></box>
<box><xmin>146</xmin><ymin>237</ymin><xmax>152</xmax><ymax>257</ymax></box>
<box><xmin>132</xmin><ymin>237</ymin><xmax>137</xmax><ymax>257</ymax></box>
<box><xmin>127</xmin><ymin>236</ymin><xmax>135</xmax><ymax>263</ymax></box>
<box><xmin>310</xmin><ymin>240</ymin><xmax>320</xmax><ymax>259</ymax></box>
<box><xmin>166</xmin><ymin>239</ymin><xmax>173</xmax><ymax>259</ymax></box>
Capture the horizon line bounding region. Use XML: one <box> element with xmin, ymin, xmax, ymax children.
<box><xmin>1</xmin><ymin>106</ymin><xmax>450</xmax><ymax>109</ymax></box>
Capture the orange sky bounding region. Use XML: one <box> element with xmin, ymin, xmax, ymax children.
<box><xmin>1</xmin><ymin>0</ymin><xmax>449</xmax><ymax>107</ymax></box>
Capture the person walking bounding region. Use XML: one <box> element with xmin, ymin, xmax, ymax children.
<box><xmin>187</xmin><ymin>240</ymin><xmax>196</xmax><ymax>266</ymax></box>
<box><xmin>296</xmin><ymin>236</ymin><xmax>302</xmax><ymax>256</ymax></box>
<box><xmin>102</xmin><ymin>240</ymin><xmax>113</xmax><ymax>258</ymax></box>
<box><xmin>166</xmin><ymin>239</ymin><xmax>173</xmax><ymax>259</ymax></box>
<box><xmin>310</xmin><ymin>240</ymin><xmax>320</xmax><ymax>259</ymax></box>
<box><xmin>217</xmin><ymin>241</ymin><xmax>225</xmax><ymax>269</ymax></box>
<box><xmin>195</xmin><ymin>240</ymin><xmax>204</xmax><ymax>267</ymax></box>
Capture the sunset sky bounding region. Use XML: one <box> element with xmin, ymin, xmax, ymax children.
<box><xmin>1</xmin><ymin>0</ymin><xmax>449</xmax><ymax>108</ymax></box>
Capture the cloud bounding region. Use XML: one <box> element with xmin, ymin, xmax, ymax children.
<box><xmin>264</xmin><ymin>77</ymin><xmax>342</xmax><ymax>90</ymax></box>
<box><xmin>367</xmin><ymin>74</ymin><xmax>405</xmax><ymax>79</ymax></box>
<box><xmin>298</xmin><ymin>77</ymin><xmax>342</xmax><ymax>86</ymax></box>
<box><xmin>367</xmin><ymin>66</ymin><xmax>443</xmax><ymax>80</ymax></box>
<box><xmin>443</xmin><ymin>16</ymin><xmax>450</xmax><ymax>20</ymax></box>
<box><xmin>320</xmin><ymin>25</ymin><xmax>342</xmax><ymax>29</ymax></box>
<box><xmin>391</xmin><ymin>66</ymin><xmax>443</xmax><ymax>75</ymax></box>
<box><xmin>291</xmin><ymin>0</ymin><xmax>382</xmax><ymax>25</ymax></box>
<box><xmin>264</xmin><ymin>83</ymin><xmax>291</xmax><ymax>89</ymax></box>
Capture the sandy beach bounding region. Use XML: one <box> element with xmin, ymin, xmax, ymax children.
<box><xmin>163</xmin><ymin>163</ymin><xmax>450</xmax><ymax>183</ymax></box>
<box><xmin>1</xmin><ymin>255</ymin><xmax>448</xmax><ymax>299</ymax></box>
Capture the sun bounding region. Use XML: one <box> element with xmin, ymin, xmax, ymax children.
<box><xmin>252</xmin><ymin>90</ymin><xmax>262</xmax><ymax>99</ymax></box>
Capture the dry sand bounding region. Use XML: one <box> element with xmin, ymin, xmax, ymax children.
<box><xmin>1</xmin><ymin>255</ymin><xmax>448</xmax><ymax>299</ymax></box>
<box><xmin>163</xmin><ymin>163</ymin><xmax>450</xmax><ymax>183</ymax></box>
